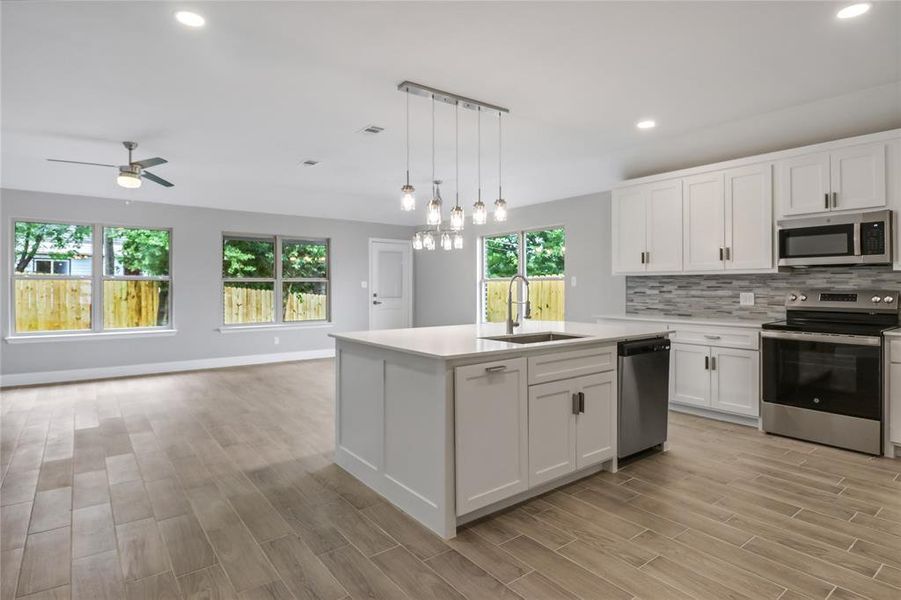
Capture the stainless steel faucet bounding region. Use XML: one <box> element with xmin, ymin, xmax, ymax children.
<box><xmin>506</xmin><ymin>274</ymin><xmax>531</xmax><ymax>334</ymax></box>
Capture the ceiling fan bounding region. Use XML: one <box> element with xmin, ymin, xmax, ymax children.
<box><xmin>47</xmin><ymin>141</ymin><xmax>174</xmax><ymax>189</ymax></box>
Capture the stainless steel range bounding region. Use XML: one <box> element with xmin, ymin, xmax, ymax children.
<box><xmin>761</xmin><ymin>290</ymin><xmax>899</xmax><ymax>455</ymax></box>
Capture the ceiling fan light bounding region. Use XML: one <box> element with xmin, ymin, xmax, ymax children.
<box><xmin>117</xmin><ymin>171</ymin><xmax>142</xmax><ymax>189</ymax></box>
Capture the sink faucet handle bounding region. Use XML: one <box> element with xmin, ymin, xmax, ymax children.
<box><xmin>524</xmin><ymin>300</ymin><xmax>532</xmax><ymax>320</ymax></box>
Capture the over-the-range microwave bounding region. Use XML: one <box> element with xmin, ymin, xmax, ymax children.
<box><xmin>777</xmin><ymin>209</ymin><xmax>892</xmax><ymax>267</ymax></box>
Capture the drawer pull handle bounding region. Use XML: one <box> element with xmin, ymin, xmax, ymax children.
<box><xmin>705</xmin><ymin>356</ymin><xmax>709</xmax><ymax>370</ymax></box>
<box><xmin>579</xmin><ymin>391</ymin><xmax>585</xmax><ymax>413</ymax></box>
<box><xmin>572</xmin><ymin>393</ymin><xmax>580</xmax><ymax>415</ymax></box>
<box><xmin>485</xmin><ymin>365</ymin><xmax>507</xmax><ymax>373</ymax></box>
<box><xmin>704</xmin><ymin>335</ymin><xmax>722</xmax><ymax>340</ymax></box>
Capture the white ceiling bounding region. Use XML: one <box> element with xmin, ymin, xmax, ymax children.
<box><xmin>2</xmin><ymin>1</ymin><xmax>900</xmax><ymax>224</ymax></box>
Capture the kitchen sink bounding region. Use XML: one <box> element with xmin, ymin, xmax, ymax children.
<box><xmin>481</xmin><ymin>332</ymin><xmax>588</xmax><ymax>344</ymax></box>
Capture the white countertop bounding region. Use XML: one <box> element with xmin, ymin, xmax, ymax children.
<box><xmin>330</xmin><ymin>320</ymin><xmax>670</xmax><ymax>359</ymax></box>
<box><xmin>594</xmin><ymin>313</ymin><xmax>769</xmax><ymax>329</ymax></box>
<box><xmin>883</xmin><ymin>328</ymin><xmax>901</xmax><ymax>337</ymax></box>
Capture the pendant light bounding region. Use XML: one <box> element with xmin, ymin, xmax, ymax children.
<box><xmin>449</xmin><ymin>101</ymin><xmax>465</xmax><ymax>231</ymax></box>
<box><xmin>453</xmin><ymin>231</ymin><xmax>464</xmax><ymax>249</ymax></box>
<box><xmin>400</xmin><ymin>88</ymin><xmax>415</xmax><ymax>211</ymax></box>
<box><xmin>412</xmin><ymin>231</ymin><xmax>423</xmax><ymax>250</ymax></box>
<box><xmin>494</xmin><ymin>111</ymin><xmax>508</xmax><ymax>222</ymax></box>
<box><xmin>426</xmin><ymin>95</ymin><xmax>443</xmax><ymax>226</ymax></box>
<box><xmin>472</xmin><ymin>107</ymin><xmax>487</xmax><ymax>225</ymax></box>
<box><xmin>423</xmin><ymin>230</ymin><xmax>436</xmax><ymax>250</ymax></box>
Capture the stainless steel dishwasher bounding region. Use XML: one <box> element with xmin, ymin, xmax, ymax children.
<box><xmin>618</xmin><ymin>337</ymin><xmax>670</xmax><ymax>459</ymax></box>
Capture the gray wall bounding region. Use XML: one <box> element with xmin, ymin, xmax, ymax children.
<box><xmin>414</xmin><ymin>191</ymin><xmax>625</xmax><ymax>326</ymax></box>
<box><xmin>0</xmin><ymin>188</ymin><xmax>413</xmax><ymax>377</ymax></box>
<box><xmin>626</xmin><ymin>265</ymin><xmax>901</xmax><ymax>321</ymax></box>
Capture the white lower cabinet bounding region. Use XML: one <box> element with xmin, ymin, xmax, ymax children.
<box><xmin>670</xmin><ymin>343</ymin><xmax>760</xmax><ymax>417</ymax></box>
<box><xmin>528</xmin><ymin>372</ymin><xmax>615</xmax><ymax>487</ymax></box>
<box><xmin>454</xmin><ymin>358</ymin><xmax>528</xmax><ymax>515</ymax></box>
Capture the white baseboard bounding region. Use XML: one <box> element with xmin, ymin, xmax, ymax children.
<box><xmin>0</xmin><ymin>348</ymin><xmax>335</xmax><ymax>388</ymax></box>
<box><xmin>669</xmin><ymin>403</ymin><xmax>760</xmax><ymax>428</ymax></box>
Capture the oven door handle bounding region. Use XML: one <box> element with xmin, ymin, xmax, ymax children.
<box><xmin>760</xmin><ymin>330</ymin><xmax>881</xmax><ymax>346</ymax></box>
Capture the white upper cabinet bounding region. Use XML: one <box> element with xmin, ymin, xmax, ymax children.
<box><xmin>611</xmin><ymin>186</ymin><xmax>648</xmax><ymax>273</ymax></box>
<box><xmin>682</xmin><ymin>173</ymin><xmax>725</xmax><ymax>272</ymax></box>
<box><xmin>830</xmin><ymin>142</ymin><xmax>886</xmax><ymax>211</ymax></box>
<box><xmin>777</xmin><ymin>142</ymin><xmax>887</xmax><ymax>217</ymax></box>
<box><xmin>724</xmin><ymin>164</ymin><xmax>773</xmax><ymax>271</ymax></box>
<box><xmin>645</xmin><ymin>180</ymin><xmax>683</xmax><ymax>273</ymax></box>
<box><xmin>777</xmin><ymin>151</ymin><xmax>831</xmax><ymax>216</ymax></box>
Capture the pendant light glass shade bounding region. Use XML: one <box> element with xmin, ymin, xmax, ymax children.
<box><xmin>423</xmin><ymin>230</ymin><xmax>436</xmax><ymax>250</ymax></box>
<box><xmin>440</xmin><ymin>231</ymin><xmax>453</xmax><ymax>251</ymax></box>
<box><xmin>412</xmin><ymin>231</ymin><xmax>423</xmax><ymax>250</ymax></box>
<box><xmin>453</xmin><ymin>231</ymin><xmax>464</xmax><ymax>249</ymax></box>
<box><xmin>494</xmin><ymin>197</ymin><xmax>507</xmax><ymax>222</ymax></box>
<box><xmin>427</xmin><ymin>180</ymin><xmax>443</xmax><ymax>225</ymax></box>
<box><xmin>472</xmin><ymin>197</ymin><xmax>487</xmax><ymax>224</ymax></box>
<box><xmin>450</xmin><ymin>205</ymin><xmax>464</xmax><ymax>230</ymax></box>
<box><xmin>401</xmin><ymin>184</ymin><xmax>415</xmax><ymax>211</ymax></box>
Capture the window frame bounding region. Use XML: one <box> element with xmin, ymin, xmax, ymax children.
<box><xmin>220</xmin><ymin>233</ymin><xmax>331</xmax><ymax>328</ymax></box>
<box><xmin>478</xmin><ymin>225</ymin><xmax>565</xmax><ymax>323</ymax></box>
<box><xmin>9</xmin><ymin>218</ymin><xmax>175</xmax><ymax>337</ymax></box>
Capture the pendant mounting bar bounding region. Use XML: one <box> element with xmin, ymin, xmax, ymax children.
<box><xmin>397</xmin><ymin>81</ymin><xmax>509</xmax><ymax>114</ymax></box>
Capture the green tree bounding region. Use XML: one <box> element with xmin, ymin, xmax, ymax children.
<box><xmin>14</xmin><ymin>222</ymin><xmax>92</xmax><ymax>272</ymax></box>
<box><xmin>222</xmin><ymin>239</ymin><xmax>275</xmax><ymax>278</ymax></box>
<box><xmin>282</xmin><ymin>241</ymin><xmax>327</xmax><ymax>278</ymax></box>
<box><xmin>485</xmin><ymin>234</ymin><xmax>519</xmax><ymax>278</ymax></box>
<box><xmin>105</xmin><ymin>228</ymin><xmax>170</xmax><ymax>276</ymax></box>
<box><xmin>526</xmin><ymin>228</ymin><xmax>565</xmax><ymax>276</ymax></box>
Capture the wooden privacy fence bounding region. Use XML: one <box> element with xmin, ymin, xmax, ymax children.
<box><xmin>15</xmin><ymin>279</ymin><xmax>164</xmax><ymax>332</ymax></box>
<box><xmin>223</xmin><ymin>286</ymin><xmax>327</xmax><ymax>324</ymax></box>
<box><xmin>485</xmin><ymin>278</ymin><xmax>564</xmax><ymax>322</ymax></box>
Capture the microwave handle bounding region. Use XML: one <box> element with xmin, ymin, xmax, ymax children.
<box><xmin>853</xmin><ymin>223</ymin><xmax>861</xmax><ymax>257</ymax></box>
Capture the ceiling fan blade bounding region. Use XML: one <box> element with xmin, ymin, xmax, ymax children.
<box><xmin>132</xmin><ymin>157</ymin><xmax>167</xmax><ymax>169</ymax></box>
<box><xmin>47</xmin><ymin>158</ymin><xmax>117</xmax><ymax>168</ymax></box>
<box><xmin>142</xmin><ymin>171</ymin><xmax>174</xmax><ymax>188</ymax></box>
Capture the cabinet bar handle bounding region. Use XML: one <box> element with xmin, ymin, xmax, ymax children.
<box><xmin>572</xmin><ymin>393</ymin><xmax>580</xmax><ymax>415</ymax></box>
<box><xmin>710</xmin><ymin>356</ymin><xmax>717</xmax><ymax>370</ymax></box>
<box><xmin>724</xmin><ymin>247</ymin><xmax>731</xmax><ymax>261</ymax></box>
<box><xmin>705</xmin><ymin>356</ymin><xmax>709</xmax><ymax>370</ymax></box>
<box><xmin>579</xmin><ymin>391</ymin><xmax>585</xmax><ymax>413</ymax></box>
<box><xmin>825</xmin><ymin>193</ymin><xmax>829</xmax><ymax>209</ymax></box>
<box><xmin>645</xmin><ymin>251</ymin><xmax>649</xmax><ymax>264</ymax></box>
<box><xmin>704</xmin><ymin>334</ymin><xmax>721</xmax><ymax>340</ymax></box>
<box><xmin>719</xmin><ymin>248</ymin><xmax>724</xmax><ymax>261</ymax></box>
<box><xmin>640</xmin><ymin>251</ymin><xmax>645</xmax><ymax>264</ymax></box>
<box><xmin>832</xmin><ymin>192</ymin><xmax>838</xmax><ymax>208</ymax></box>
<box><xmin>485</xmin><ymin>365</ymin><xmax>507</xmax><ymax>373</ymax></box>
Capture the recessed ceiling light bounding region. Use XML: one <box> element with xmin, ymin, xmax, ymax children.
<box><xmin>836</xmin><ymin>3</ymin><xmax>871</xmax><ymax>19</ymax></box>
<box><xmin>636</xmin><ymin>119</ymin><xmax>656</xmax><ymax>130</ymax></box>
<box><xmin>175</xmin><ymin>10</ymin><xmax>205</xmax><ymax>28</ymax></box>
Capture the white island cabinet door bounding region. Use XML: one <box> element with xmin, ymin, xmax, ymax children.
<box><xmin>777</xmin><ymin>151</ymin><xmax>831</xmax><ymax>216</ymax></box>
<box><xmin>612</xmin><ymin>186</ymin><xmax>647</xmax><ymax>273</ymax></box>
<box><xmin>575</xmin><ymin>372</ymin><xmax>616</xmax><ymax>469</ymax></box>
<box><xmin>455</xmin><ymin>358</ymin><xmax>528</xmax><ymax>515</ymax></box>
<box><xmin>670</xmin><ymin>343</ymin><xmax>711</xmax><ymax>408</ymax></box>
<box><xmin>710</xmin><ymin>347</ymin><xmax>759</xmax><ymax>417</ymax></box>
<box><xmin>830</xmin><ymin>142</ymin><xmax>887</xmax><ymax>211</ymax></box>
<box><xmin>682</xmin><ymin>172</ymin><xmax>725</xmax><ymax>272</ymax></box>
<box><xmin>528</xmin><ymin>378</ymin><xmax>577</xmax><ymax>487</ymax></box>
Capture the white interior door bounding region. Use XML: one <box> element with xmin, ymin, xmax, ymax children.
<box><xmin>369</xmin><ymin>239</ymin><xmax>412</xmax><ymax>330</ymax></box>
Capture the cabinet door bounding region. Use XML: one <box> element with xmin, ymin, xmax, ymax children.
<box><xmin>611</xmin><ymin>186</ymin><xmax>647</xmax><ymax>273</ymax></box>
<box><xmin>724</xmin><ymin>164</ymin><xmax>773</xmax><ymax>271</ymax></box>
<box><xmin>682</xmin><ymin>173</ymin><xmax>725</xmax><ymax>272</ymax></box>
<box><xmin>455</xmin><ymin>358</ymin><xmax>528</xmax><ymax>515</ymax></box>
<box><xmin>669</xmin><ymin>343</ymin><xmax>711</xmax><ymax>408</ymax></box>
<box><xmin>710</xmin><ymin>347</ymin><xmax>759</xmax><ymax>417</ymax></box>
<box><xmin>528</xmin><ymin>379</ymin><xmax>577</xmax><ymax>487</ymax></box>
<box><xmin>891</xmin><ymin>363</ymin><xmax>901</xmax><ymax>446</ymax></box>
<box><xmin>645</xmin><ymin>180</ymin><xmax>683</xmax><ymax>273</ymax></box>
<box><xmin>777</xmin><ymin>151</ymin><xmax>831</xmax><ymax>216</ymax></box>
<box><xmin>830</xmin><ymin>142</ymin><xmax>887</xmax><ymax>211</ymax></box>
<box><xmin>575</xmin><ymin>372</ymin><xmax>616</xmax><ymax>469</ymax></box>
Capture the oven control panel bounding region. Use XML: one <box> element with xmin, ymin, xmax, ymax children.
<box><xmin>786</xmin><ymin>290</ymin><xmax>900</xmax><ymax>311</ymax></box>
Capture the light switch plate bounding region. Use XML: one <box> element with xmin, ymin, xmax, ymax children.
<box><xmin>361</xmin><ymin>281</ymin><xmax>368</xmax><ymax>288</ymax></box>
<box><xmin>740</xmin><ymin>292</ymin><xmax>755</xmax><ymax>306</ymax></box>
<box><xmin>571</xmin><ymin>276</ymin><xmax>577</xmax><ymax>287</ymax></box>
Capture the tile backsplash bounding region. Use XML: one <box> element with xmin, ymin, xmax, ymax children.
<box><xmin>626</xmin><ymin>266</ymin><xmax>901</xmax><ymax>321</ymax></box>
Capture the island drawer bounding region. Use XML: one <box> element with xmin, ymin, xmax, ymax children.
<box><xmin>527</xmin><ymin>345</ymin><xmax>616</xmax><ymax>385</ymax></box>
<box><xmin>667</xmin><ymin>324</ymin><xmax>759</xmax><ymax>350</ymax></box>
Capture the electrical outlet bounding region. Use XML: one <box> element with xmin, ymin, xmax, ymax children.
<box><xmin>361</xmin><ymin>281</ymin><xmax>368</xmax><ymax>289</ymax></box>
<box><xmin>571</xmin><ymin>276</ymin><xmax>578</xmax><ymax>287</ymax></box>
<box><xmin>274</xmin><ymin>336</ymin><xmax>280</xmax><ymax>345</ymax></box>
<box><xmin>740</xmin><ymin>292</ymin><xmax>755</xmax><ymax>306</ymax></box>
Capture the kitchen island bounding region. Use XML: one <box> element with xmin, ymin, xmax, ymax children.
<box><xmin>330</xmin><ymin>320</ymin><xmax>669</xmax><ymax>538</ymax></box>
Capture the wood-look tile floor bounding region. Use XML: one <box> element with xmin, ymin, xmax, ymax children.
<box><xmin>3</xmin><ymin>360</ymin><xmax>901</xmax><ymax>600</ymax></box>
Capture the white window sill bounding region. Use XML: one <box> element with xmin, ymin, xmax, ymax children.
<box><xmin>5</xmin><ymin>329</ymin><xmax>178</xmax><ymax>344</ymax></box>
<box><xmin>218</xmin><ymin>323</ymin><xmax>334</xmax><ymax>334</ymax></box>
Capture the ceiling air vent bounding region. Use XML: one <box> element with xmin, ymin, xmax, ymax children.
<box><xmin>359</xmin><ymin>125</ymin><xmax>384</xmax><ymax>135</ymax></box>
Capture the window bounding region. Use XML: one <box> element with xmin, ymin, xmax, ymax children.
<box><xmin>11</xmin><ymin>221</ymin><xmax>171</xmax><ymax>334</ymax></box>
<box><xmin>480</xmin><ymin>227</ymin><xmax>565</xmax><ymax>322</ymax></box>
<box><xmin>222</xmin><ymin>234</ymin><xmax>329</xmax><ymax>326</ymax></box>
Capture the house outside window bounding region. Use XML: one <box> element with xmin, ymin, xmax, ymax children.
<box><xmin>11</xmin><ymin>221</ymin><xmax>171</xmax><ymax>334</ymax></box>
<box><xmin>480</xmin><ymin>227</ymin><xmax>565</xmax><ymax>323</ymax></box>
<box><xmin>222</xmin><ymin>234</ymin><xmax>329</xmax><ymax>326</ymax></box>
